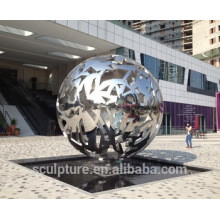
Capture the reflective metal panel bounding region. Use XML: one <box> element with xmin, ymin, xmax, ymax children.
<box><xmin>57</xmin><ymin>55</ymin><xmax>163</xmax><ymax>159</ymax></box>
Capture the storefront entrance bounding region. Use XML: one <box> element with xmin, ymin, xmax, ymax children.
<box><xmin>199</xmin><ymin>115</ymin><xmax>206</xmax><ymax>131</ymax></box>
<box><xmin>161</xmin><ymin>113</ymin><xmax>172</xmax><ymax>135</ymax></box>
<box><xmin>216</xmin><ymin>92</ymin><xmax>220</xmax><ymax>132</ymax></box>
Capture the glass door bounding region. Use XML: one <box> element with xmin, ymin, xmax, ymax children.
<box><xmin>199</xmin><ymin>115</ymin><xmax>206</xmax><ymax>131</ymax></box>
<box><xmin>167</xmin><ymin>114</ymin><xmax>171</xmax><ymax>134</ymax></box>
<box><xmin>161</xmin><ymin>113</ymin><xmax>172</xmax><ymax>135</ymax></box>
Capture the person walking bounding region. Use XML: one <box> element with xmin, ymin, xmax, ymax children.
<box><xmin>185</xmin><ymin>123</ymin><xmax>193</xmax><ymax>148</ymax></box>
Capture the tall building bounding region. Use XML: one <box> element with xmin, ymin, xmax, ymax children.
<box><xmin>193</xmin><ymin>20</ymin><xmax>220</xmax><ymax>68</ymax></box>
<box><xmin>132</xmin><ymin>20</ymin><xmax>193</xmax><ymax>55</ymax></box>
<box><xmin>0</xmin><ymin>20</ymin><xmax>220</xmax><ymax>136</ymax></box>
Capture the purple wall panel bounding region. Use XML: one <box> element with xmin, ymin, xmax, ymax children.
<box><xmin>217</xmin><ymin>92</ymin><xmax>220</xmax><ymax>130</ymax></box>
<box><xmin>164</xmin><ymin>101</ymin><xmax>214</xmax><ymax>131</ymax></box>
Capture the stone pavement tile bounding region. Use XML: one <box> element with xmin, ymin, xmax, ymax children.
<box><xmin>0</xmin><ymin>134</ymin><xmax>220</xmax><ymax>199</ymax></box>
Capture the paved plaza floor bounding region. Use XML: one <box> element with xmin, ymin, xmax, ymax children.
<box><xmin>0</xmin><ymin>133</ymin><xmax>219</xmax><ymax>199</ymax></box>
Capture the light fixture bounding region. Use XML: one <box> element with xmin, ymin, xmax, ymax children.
<box><xmin>0</xmin><ymin>24</ymin><xmax>34</xmax><ymax>37</ymax></box>
<box><xmin>48</xmin><ymin>52</ymin><xmax>81</xmax><ymax>59</ymax></box>
<box><xmin>0</xmin><ymin>50</ymin><xmax>5</xmax><ymax>54</ymax></box>
<box><xmin>49</xmin><ymin>73</ymin><xmax>53</xmax><ymax>78</ymax></box>
<box><xmin>23</xmin><ymin>64</ymin><xmax>48</xmax><ymax>69</ymax></box>
<box><xmin>37</xmin><ymin>36</ymin><xmax>96</xmax><ymax>51</ymax></box>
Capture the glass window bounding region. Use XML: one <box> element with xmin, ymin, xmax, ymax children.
<box><xmin>140</xmin><ymin>54</ymin><xmax>159</xmax><ymax>79</ymax></box>
<box><xmin>188</xmin><ymin>70</ymin><xmax>204</xmax><ymax>89</ymax></box>
<box><xmin>210</xmin><ymin>38</ymin><xmax>216</xmax><ymax>44</ymax></box>
<box><xmin>210</xmin><ymin>27</ymin><xmax>216</xmax><ymax>34</ymax></box>
<box><xmin>159</xmin><ymin>60</ymin><xmax>167</xmax><ymax>80</ymax></box>
<box><xmin>141</xmin><ymin>53</ymin><xmax>185</xmax><ymax>84</ymax></box>
<box><xmin>207</xmin><ymin>81</ymin><xmax>218</xmax><ymax>92</ymax></box>
<box><xmin>116</xmin><ymin>47</ymin><xmax>135</xmax><ymax>60</ymax></box>
<box><xmin>210</xmin><ymin>59</ymin><xmax>215</xmax><ymax>66</ymax></box>
<box><xmin>188</xmin><ymin>70</ymin><xmax>218</xmax><ymax>92</ymax></box>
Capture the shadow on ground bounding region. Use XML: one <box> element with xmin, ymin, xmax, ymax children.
<box><xmin>138</xmin><ymin>149</ymin><xmax>197</xmax><ymax>164</ymax></box>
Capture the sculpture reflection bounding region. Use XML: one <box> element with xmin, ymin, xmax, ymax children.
<box><xmin>81</xmin><ymin>178</ymin><xmax>131</xmax><ymax>193</ymax></box>
<box><xmin>56</xmin><ymin>55</ymin><xmax>163</xmax><ymax>159</ymax></box>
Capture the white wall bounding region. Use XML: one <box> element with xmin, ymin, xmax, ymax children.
<box><xmin>54</xmin><ymin>20</ymin><xmax>220</xmax><ymax>108</ymax></box>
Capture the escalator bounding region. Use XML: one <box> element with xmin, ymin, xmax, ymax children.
<box><xmin>0</xmin><ymin>69</ymin><xmax>56</xmax><ymax>136</ymax></box>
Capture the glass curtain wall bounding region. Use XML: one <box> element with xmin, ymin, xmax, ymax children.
<box><xmin>188</xmin><ymin>70</ymin><xmax>218</xmax><ymax>92</ymax></box>
<box><xmin>116</xmin><ymin>47</ymin><xmax>136</xmax><ymax>60</ymax></box>
<box><xmin>141</xmin><ymin>54</ymin><xmax>185</xmax><ymax>84</ymax></box>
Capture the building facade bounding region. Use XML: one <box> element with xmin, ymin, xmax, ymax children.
<box><xmin>0</xmin><ymin>20</ymin><xmax>220</xmax><ymax>135</ymax></box>
<box><xmin>193</xmin><ymin>20</ymin><xmax>220</xmax><ymax>68</ymax></box>
<box><xmin>131</xmin><ymin>20</ymin><xmax>193</xmax><ymax>55</ymax></box>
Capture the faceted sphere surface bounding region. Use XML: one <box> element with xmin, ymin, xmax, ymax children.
<box><xmin>57</xmin><ymin>55</ymin><xmax>163</xmax><ymax>159</ymax></box>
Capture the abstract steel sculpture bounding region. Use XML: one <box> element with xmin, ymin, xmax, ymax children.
<box><xmin>57</xmin><ymin>55</ymin><xmax>163</xmax><ymax>160</ymax></box>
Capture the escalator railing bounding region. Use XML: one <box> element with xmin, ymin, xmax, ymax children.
<box><xmin>0</xmin><ymin>82</ymin><xmax>56</xmax><ymax>136</ymax></box>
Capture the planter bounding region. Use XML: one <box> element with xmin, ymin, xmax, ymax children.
<box><xmin>7</xmin><ymin>131</ymin><xmax>12</xmax><ymax>136</ymax></box>
<box><xmin>10</xmin><ymin>118</ymin><xmax>17</xmax><ymax>135</ymax></box>
<box><xmin>0</xmin><ymin>133</ymin><xmax>7</xmax><ymax>136</ymax></box>
<box><xmin>14</xmin><ymin>128</ymin><xmax>20</xmax><ymax>136</ymax></box>
<box><xmin>6</xmin><ymin>126</ymin><xmax>12</xmax><ymax>136</ymax></box>
<box><xmin>11</xmin><ymin>125</ymin><xmax>15</xmax><ymax>135</ymax></box>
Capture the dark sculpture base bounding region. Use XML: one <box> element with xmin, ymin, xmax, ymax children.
<box><xmin>16</xmin><ymin>156</ymin><xmax>210</xmax><ymax>194</ymax></box>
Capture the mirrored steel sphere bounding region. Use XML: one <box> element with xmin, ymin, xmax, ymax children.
<box><xmin>56</xmin><ymin>55</ymin><xmax>163</xmax><ymax>159</ymax></box>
